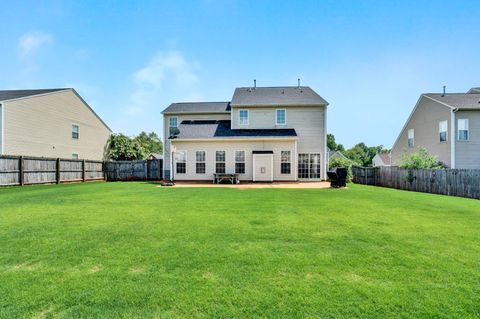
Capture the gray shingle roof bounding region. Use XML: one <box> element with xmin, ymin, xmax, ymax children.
<box><xmin>0</xmin><ymin>88</ymin><xmax>69</xmax><ymax>102</ymax></box>
<box><xmin>231</xmin><ymin>86</ymin><xmax>328</xmax><ymax>107</ymax></box>
<box><xmin>162</xmin><ymin>102</ymin><xmax>231</xmax><ymax>114</ymax></box>
<box><xmin>468</xmin><ymin>87</ymin><xmax>480</xmax><ymax>93</ymax></box>
<box><xmin>171</xmin><ymin>120</ymin><xmax>297</xmax><ymax>139</ymax></box>
<box><xmin>424</xmin><ymin>93</ymin><xmax>480</xmax><ymax>109</ymax></box>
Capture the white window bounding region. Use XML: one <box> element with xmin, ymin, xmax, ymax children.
<box><xmin>407</xmin><ymin>129</ymin><xmax>414</xmax><ymax>147</ymax></box>
<box><xmin>196</xmin><ymin>151</ymin><xmax>206</xmax><ymax>174</ymax></box>
<box><xmin>72</xmin><ymin>153</ymin><xmax>79</xmax><ymax>160</ymax></box>
<box><xmin>216</xmin><ymin>151</ymin><xmax>226</xmax><ymax>173</ymax></box>
<box><xmin>281</xmin><ymin>151</ymin><xmax>291</xmax><ymax>174</ymax></box>
<box><xmin>72</xmin><ymin>124</ymin><xmax>79</xmax><ymax>139</ymax></box>
<box><xmin>439</xmin><ymin>120</ymin><xmax>448</xmax><ymax>142</ymax></box>
<box><xmin>176</xmin><ymin>150</ymin><xmax>186</xmax><ymax>174</ymax></box>
<box><xmin>276</xmin><ymin>109</ymin><xmax>286</xmax><ymax>125</ymax></box>
<box><xmin>458</xmin><ymin>119</ymin><xmax>469</xmax><ymax>141</ymax></box>
<box><xmin>169</xmin><ymin>117</ymin><xmax>178</xmax><ymax>136</ymax></box>
<box><xmin>235</xmin><ymin>151</ymin><xmax>245</xmax><ymax>174</ymax></box>
<box><xmin>239</xmin><ymin>110</ymin><xmax>249</xmax><ymax>125</ymax></box>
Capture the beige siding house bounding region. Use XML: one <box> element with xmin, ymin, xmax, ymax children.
<box><xmin>162</xmin><ymin>85</ymin><xmax>329</xmax><ymax>181</ymax></box>
<box><xmin>391</xmin><ymin>88</ymin><xmax>480</xmax><ymax>169</ymax></box>
<box><xmin>0</xmin><ymin>89</ymin><xmax>111</xmax><ymax>160</ymax></box>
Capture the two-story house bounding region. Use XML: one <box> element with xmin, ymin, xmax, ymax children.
<box><xmin>0</xmin><ymin>88</ymin><xmax>111</xmax><ymax>160</ymax></box>
<box><xmin>162</xmin><ymin>85</ymin><xmax>329</xmax><ymax>181</ymax></box>
<box><xmin>391</xmin><ymin>87</ymin><xmax>480</xmax><ymax>169</ymax></box>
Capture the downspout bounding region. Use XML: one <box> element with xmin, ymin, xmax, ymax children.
<box><xmin>323</xmin><ymin>105</ymin><xmax>328</xmax><ymax>180</ymax></box>
<box><xmin>450</xmin><ymin>108</ymin><xmax>458</xmax><ymax>168</ymax></box>
<box><xmin>0</xmin><ymin>103</ymin><xmax>3</xmax><ymax>155</ymax></box>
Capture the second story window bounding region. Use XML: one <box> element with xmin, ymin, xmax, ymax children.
<box><xmin>276</xmin><ymin>109</ymin><xmax>286</xmax><ymax>125</ymax></box>
<box><xmin>458</xmin><ymin>119</ymin><xmax>469</xmax><ymax>141</ymax></box>
<box><xmin>169</xmin><ymin>117</ymin><xmax>178</xmax><ymax>136</ymax></box>
<box><xmin>72</xmin><ymin>124</ymin><xmax>79</xmax><ymax>139</ymax></box>
<box><xmin>439</xmin><ymin>120</ymin><xmax>448</xmax><ymax>142</ymax></box>
<box><xmin>239</xmin><ymin>110</ymin><xmax>249</xmax><ymax>125</ymax></box>
<box><xmin>407</xmin><ymin>129</ymin><xmax>414</xmax><ymax>148</ymax></box>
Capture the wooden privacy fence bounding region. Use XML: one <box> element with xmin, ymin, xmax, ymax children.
<box><xmin>0</xmin><ymin>155</ymin><xmax>104</xmax><ymax>186</ymax></box>
<box><xmin>104</xmin><ymin>159</ymin><xmax>162</xmax><ymax>181</ymax></box>
<box><xmin>352</xmin><ymin>166</ymin><xmax>480</xmax><ymax>199</ymax></box>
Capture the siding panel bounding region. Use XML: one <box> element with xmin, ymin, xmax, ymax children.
<box><xmin>455</xmin><ymin>110</ymin><xmax>480</xmax><ymax>169</ymax></box>
<box><xmin>3</xmin><ymin>90</ymin><xmax>111</xmax><ymax>160</ymax></box>
<box><xmin>391</xmin><ymin>97</ymin><xmax>452</xmax><ymax>167</ymax></box>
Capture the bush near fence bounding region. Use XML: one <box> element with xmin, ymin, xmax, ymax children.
<box><xmin>352</xmin><ymin>166</ymin><xmax>480</xmax><ymax>199</ymax></box>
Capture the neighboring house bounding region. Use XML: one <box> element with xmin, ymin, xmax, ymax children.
<box><xmin>372</xmin><ymin>153</ymin><xmax>391</xmax><ymax>167</ymax></box>
<box><xmin>467</xmin><ymin>87</ymin><xmax>480</xmax><ymax>93</ymax></box>
<box><xmin>162</xmin><ymin>85</ymin><xmax>329</xmax><ymax>181</ymax></box>
<box><xmin>328</xmin><ymin>148</ymin><xmax>348</xmax><ymax>161</ymax></box>
<box><xmin>391</xmin><ymin>87</ymin><xmax>480</xmax><ymax>169</ymax></box>
<box><xmin>147</xmin><ymin>153</ymin><xmax>163</xmax><ymax>160</ymax></box>
<box><xmin>0</xmin><ymin>88</ymin><xmax>111</xmax><ymax>160</ymax></box>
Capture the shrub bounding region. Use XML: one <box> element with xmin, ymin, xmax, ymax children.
<box><xmin>399</xmin><ymin>148</ymin><xmax>445</xmax><ymax>169</ymax></box>
<box><xmin>329</xmin><ymin>156</ymin><xmax>360</xmax><ymax>182</ymax></box>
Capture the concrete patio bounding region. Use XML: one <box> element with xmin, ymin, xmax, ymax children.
<box><xmin>160</xmin><ymin>181</ymin><xmax>331</xmax><ymax>189</ymax></box>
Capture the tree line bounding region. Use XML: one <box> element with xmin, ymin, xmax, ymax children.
<box><xmin>105</xmin><ymin>132</ymin><xmax>163</xmax><ymax>160</ymax></box>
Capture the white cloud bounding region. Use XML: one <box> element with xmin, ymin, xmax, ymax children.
<box><xmin>18</xmin><ymin>31</ymin><xmax>54</xmax><ymax>58</ymax></box>
<box><xmin>127</xmin><ymin>50</ymin><xmax>201</xmax><ymax>117</ymax></box>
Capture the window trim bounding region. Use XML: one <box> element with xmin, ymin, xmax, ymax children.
<box><xmin>235</xmin><ymin>150</ymin><xmax>246</xmax><ymax>175</ymax></box>
<box><xmin>280</xmin><ymin>150</ymin><xmax>291</xmax><ymax>174</ymax></box>
<box><xmin>72</xmin><ymin>124</ymin><xmax>80</xmax><ymax>140</ymax></box>
<box><xmin>439</xmin><ymin>120</ymin><xmax>448</xmax><ymax>143</ymax></box>
<box><xmin>407</xmin><ymin>128</ymin><xmax>414</xmax><ymax>148</ymax></box>
<box><xmin>195</xmin><ymin>150</ymin><xmax>206</xmax><ymax>174</ymax></box>
<box><xmin>176</xmin><ymin>150</ymin><xmax>187</xmax><ymax>174</ymax></box>
<box><xmin>457</xmin><ymin>118</ymin><xmax>469</xmax><ymax>141</ymax></box>
<box><xmin>275</xmin><ymin>109</ymin><xmax>287</xmax><ymax>125</ymax></box>
<box><xmin>239</xmin><ymin>109</ymin><xmax>249</xmax><ymax>125</ymax></box>
<box><xmin>215</xmin><ymin>150</ymin><xmax>226</xmax><ymax>173</ymax></box>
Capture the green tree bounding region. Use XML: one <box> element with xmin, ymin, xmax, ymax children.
<box><xmin>134</xmin><ymin>131</ymin><xmax>163</xmax><ymax>154</ymax></box>
<box><xmin>399</xmin><ymin>148</ymin><xmax>444</xmax><ymax>169</ymax></box>
<box><xmin>106</xmin><ymin>134</ymin><xmax>148</xmax><ymax>160</ymax></box>
<box><xmin>327</xmin><ymin>134</ymin><xmax>337</xmax><ymax>151</ymax></box>
<box><xmin>329</xmin><ymin>156</ymin><xmax>360</xmax><ymax>182</ymax></box>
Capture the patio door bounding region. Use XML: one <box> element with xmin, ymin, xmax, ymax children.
<box><xmin>298</xmin><ymin>153</ymin><xmax>321</xmax><ymax>179</ymax></box>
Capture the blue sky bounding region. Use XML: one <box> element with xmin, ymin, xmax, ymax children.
<box><xmin>1</xmin><ymin>0</ymin><xmax>478</xmax><ymax>148</ymax></box>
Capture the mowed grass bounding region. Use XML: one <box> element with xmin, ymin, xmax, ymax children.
<box><xmin>1</xmin><ymin>183</ymin><xmax>480</xmax><ymax>318</ymax></box>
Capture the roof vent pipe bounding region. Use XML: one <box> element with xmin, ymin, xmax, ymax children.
<box><xmin>442</xmin><ymin>85</ymin><xmax>446</xmax><ymax>97</ymax></box>
<box><xmin>254</xmin><ymin>79</ymin><xmax>256</xmax><ymax>89</ymax></box>
<box><xmin>298</xmin><ymin>78</ymin><xmax>301</xmax><ymax>89</ymax></box>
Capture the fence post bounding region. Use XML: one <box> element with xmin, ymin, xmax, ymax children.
<box><xmin>146</xmin><ymin>160</ymin><xmax>149</xmax><ymax>181</ymax></box>
<box><xmin>19</xmin><ymin>156</ymin><xmax>24</xmax><ymax>186</ymax></box>
<box><xmin>56</xmin><ymin>158</ymin><xmax>60</xmax><ymax>184</ymax></box>
<box><xmin>82</xmin><ymin>160</ymin><xmax>86</xmax><ymax>182</ymax></box>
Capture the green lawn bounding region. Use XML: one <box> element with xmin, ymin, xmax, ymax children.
<box><xmin>1</xmin><ymin>182</ymin><xmax>480</xmax><ymax>318</ymax></box>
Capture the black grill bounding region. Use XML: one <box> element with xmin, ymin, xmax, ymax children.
<box><xmin>327</xmin><ymin>167</ymin><xmax>347</xmax><ymax>188</ymax></box>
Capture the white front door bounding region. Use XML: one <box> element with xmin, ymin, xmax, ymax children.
<box><xmin>253</xmin><ymin>154</ymin><xmax>273</xmax><ymax>182</ymax></box>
